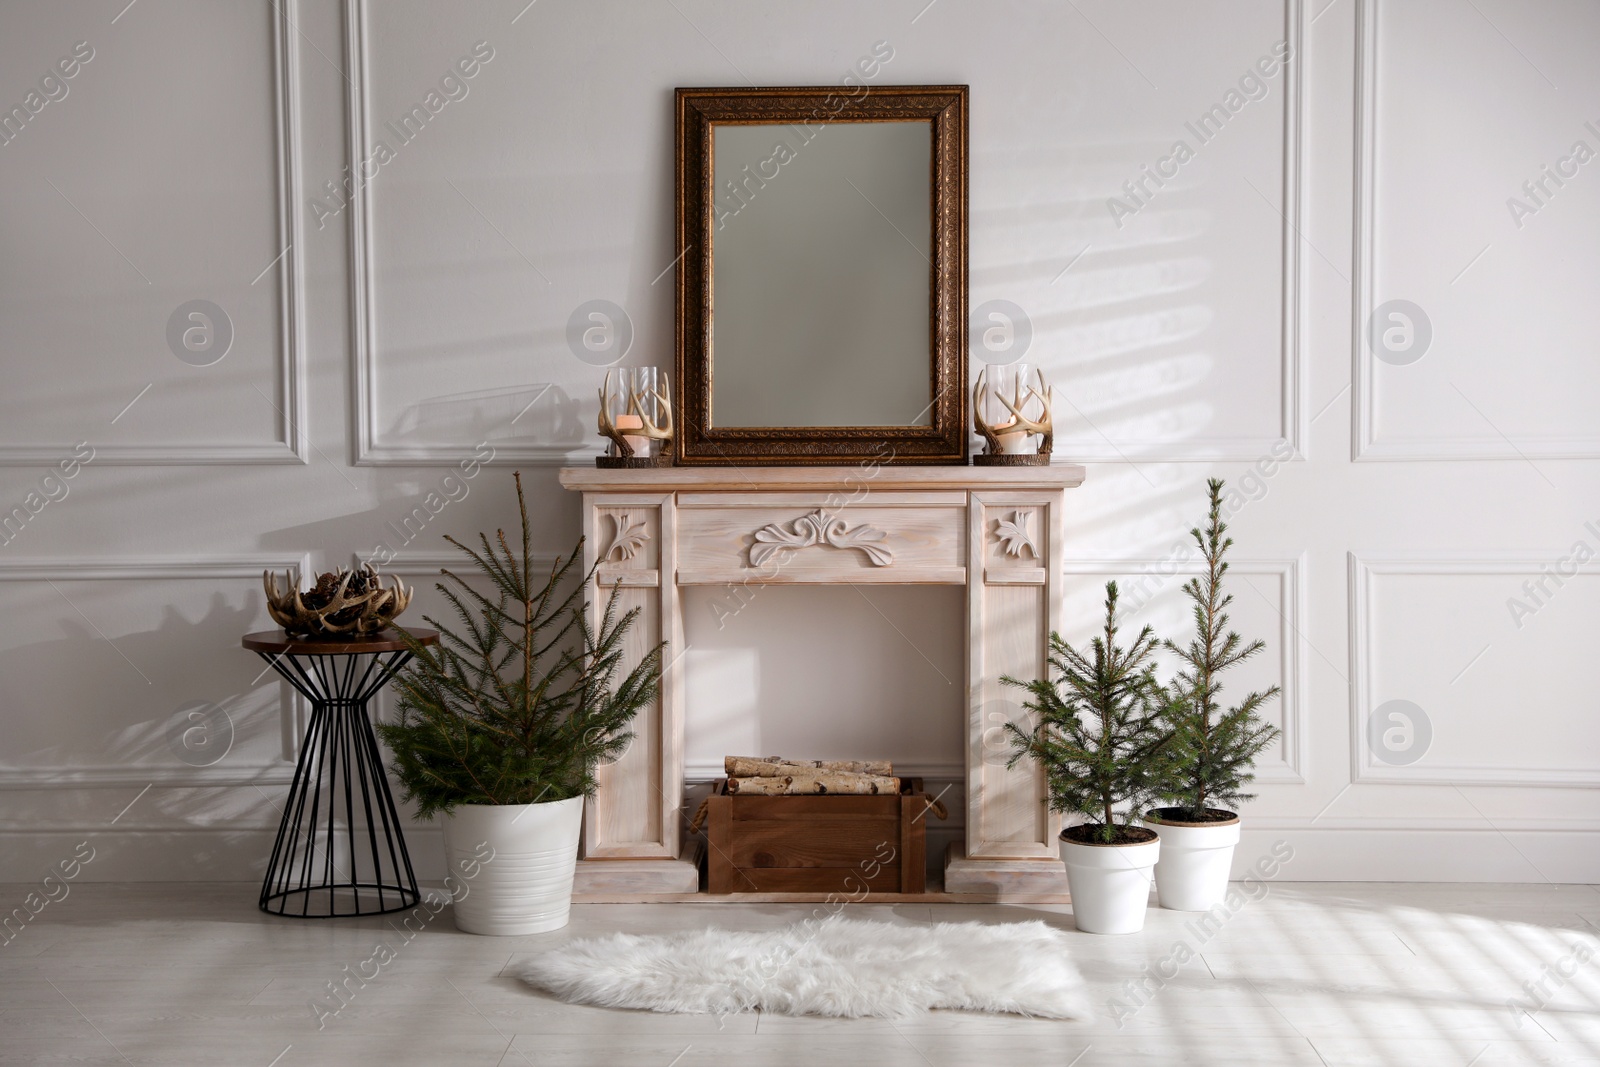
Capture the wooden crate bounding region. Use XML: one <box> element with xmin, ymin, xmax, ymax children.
<box><xmin>705</xmin><ymin>777</ymin><xmax>928</xmax><ymax>894</ymax></box>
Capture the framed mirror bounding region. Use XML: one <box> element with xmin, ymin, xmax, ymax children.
<box><xmin>674</xmin><ymin>85</ymin><xmax>968</xmax><ymax>465</ymax></box>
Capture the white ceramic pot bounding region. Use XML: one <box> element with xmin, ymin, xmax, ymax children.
<box><xmin>440</xmin><ymin>795</ymin><xmax>584</xmax><ymax>935</ymax></box>
<box><xmin>1059</xmin><ymin>831</ymin><xmax>1160</xmax><ymax>934</ymax></box>
<box><xmin>1143</xmin><ymin>812</ymin><xmax>1241</xmax><ymax>912</ymax></box>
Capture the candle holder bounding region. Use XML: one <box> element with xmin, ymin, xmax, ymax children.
<box><xmin>972</xmin><ymin>364</ymin><xmax>1053</xmax><ymax>466</ymax></box>
<box><xmin>597</xmin><ymin>367</ymin><xmax>674</xmax><ymax>468</ymax></box>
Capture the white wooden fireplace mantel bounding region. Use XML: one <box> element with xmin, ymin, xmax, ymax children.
<box><xmin>559</xmin><ymin>463</ymin><xmax>1086</xmax><ymax>901</ymax></box>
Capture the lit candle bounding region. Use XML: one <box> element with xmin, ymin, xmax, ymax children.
<box><xmin>614</xmin><ymin>414</ymin><xmax>651</xmax><ymax>456</ymax></box>
<box><xmin>991</xmin><ymin>415</ymin><xmax>1030</xmax><ymax>455</ymax></box>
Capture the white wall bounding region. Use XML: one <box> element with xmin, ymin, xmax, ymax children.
<box><xmin>2</xmin><ymin>0</ymin><xmax>1595</xmax><ymax>883</ymax></box>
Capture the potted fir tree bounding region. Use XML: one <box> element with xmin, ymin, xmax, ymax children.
<box><xmin>379</xmin><ymin>473</ymin><xmax>662</xmax><ymax>935</ymax></box>
<box><xmin>1144</xmin><ymin>479</ymin><xmax>1280</xmax><ymax>912</ymax></box>
<box><xmin>1005</xmin><ymin>582</ymin><xmax>1176</xmax><ymax>934</ymax></box>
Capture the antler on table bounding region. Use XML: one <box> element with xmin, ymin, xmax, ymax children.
<box><xmin>263</xmin><ymin>565</ymin><xmax>412</xmax><ymax>636</ymax></box>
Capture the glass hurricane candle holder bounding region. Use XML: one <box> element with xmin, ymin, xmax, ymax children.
<box><xmin>973</xmin><ymin>363</ymin><xmax>1053</xmax><ymax>466</ymax></box>
<box><xmin>597</xmin><ymin>367</ymin><xmax>674</xmax><ymax>467</ymax></box>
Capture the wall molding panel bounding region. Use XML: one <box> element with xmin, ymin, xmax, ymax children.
<box><xmin>1064</xmin><ymin>0</ymin><xmax>1305</xmax><ymax>464</ymax></box>
<box><xmin>343</xmin><ymin>0</ymin><xmax>587</xmax><ymax>468</ymax></box>
<box><xmin>0</xmin><ymin>763</ymin><xmax>298</xmax><ymax>790</ymax></box>
<box><xmin>1275</xmin><ymin>0</ymin><xmax>1307</xmax><ymax>464</ymax></box>
<box><xmin>0</xmin><ymin>555</ymin><xmax>311</xmax><ymax>790</ymax></box>
<box><xmin>0</xmin><ymin>558</ymin><xmax>311</xmax><ymax>583</ymax></box>
<box><xmin>344</xmin><ymin>0</ymin><xmax>1305</xmax><ymax>467</ymax></box>
<box><xmin>0</xmin><ymin>1</ymin><xmax>309</xmax><ymax>467</ymax></box>
<box><xmin>1347</xmin><ymin>552</ymin><xmax>1600</xmax><ymax>787</ymax></box>
<box><xmin>1350</xmin><ymin>0</ymin><xmax>1600</xmax><ymax>462</ymax></box>
<box><xmin>267</xmin><ymin>0</ymin><xmax>311</xmax><ymax>467</ymax></box>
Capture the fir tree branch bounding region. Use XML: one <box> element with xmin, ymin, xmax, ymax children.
<box><xmin>376</xmin><ymin>473</ymin><xmax>664</xmax><ymax>818</ymax></box>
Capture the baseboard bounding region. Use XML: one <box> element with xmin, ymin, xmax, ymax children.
<box><xmin>5</xmin><ymin>824</ymin><xmax>1595</xmax><ymax>884</ymax></box>
<box><xmin>0</xmin><ymin>827</ymin><xmax>451</xmax><ymax>884</ymax></box>
<box><xmin>1236</xmin><ymin>826</ymin><xmax>1600</xmax><ymax>883</ymax></box>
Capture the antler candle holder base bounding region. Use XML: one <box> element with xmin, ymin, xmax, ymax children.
<box><xmin>595</xmin><ymin>452</ymin><xmax>675</xmax><ymax>469</ymax></box>
<box><xmin>972</xmin><ymin>451</ymin><xmax>1051</xmax><ymax>467</ymax></box>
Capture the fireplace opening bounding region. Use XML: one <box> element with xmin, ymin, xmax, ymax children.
<box><xmin>680</xmin><ymin>584</ymin><xmax>965</xmax><ymax>875</ymax></box>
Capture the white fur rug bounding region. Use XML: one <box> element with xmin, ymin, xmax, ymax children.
<box><xmin>517</xmin><ymin>917</ymin><xmax>1089</xmax><ymax>1019</ymax></box>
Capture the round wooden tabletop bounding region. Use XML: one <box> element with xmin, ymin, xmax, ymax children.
<box><xmin>241</xmin><ymin>627</ymin><xmax>439</xmax><ymax>655</ymax></box>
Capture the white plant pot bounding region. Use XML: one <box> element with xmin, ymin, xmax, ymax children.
<box><xmin>1059</xmin><ymin>832</ymin><xmax>1160</xmax><ymax>934</ymax></box>
<box><xmin>1143</xmin><ymin>812</ymin><xmax>1241</xmax><ymax>912</ymax></box>
<box><xmin>440</xmin><ymin>795</ymin><xmax>584</xmax><ymax>935</ymax></box>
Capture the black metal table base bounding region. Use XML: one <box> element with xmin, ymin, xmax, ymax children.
<box><xmin>253</xmin><ymin>647</ymin><xmax>421</xmax><ymax>918</ymax></box>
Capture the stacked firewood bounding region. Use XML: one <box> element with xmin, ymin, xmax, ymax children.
<box><xmin>723</xmin><ymin>756</ymin><xmax>900</xmax><ymax>796</ymax></box>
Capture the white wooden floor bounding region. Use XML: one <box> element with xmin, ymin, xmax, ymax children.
<box><xmin>2</xmin><ymin>882</ymin><xmax>1597</xmax><ymax>1066</ymax></box>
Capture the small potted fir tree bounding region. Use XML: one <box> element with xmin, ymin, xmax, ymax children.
<box><xmin>1005</xmin><ymin>582</ymin><xmax>1176</xmax><ymax>934</ymax></box>
<box><xmin>1144</xmin><ymin>479</ymin><xmax>1280</xmax><ymax>912</ymax></box>
<box><xmin>379</xmin><ymin>473</ymin><xmax>662</xmax><ymax>935</ymax></box>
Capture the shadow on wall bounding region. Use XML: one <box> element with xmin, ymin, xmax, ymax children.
<box><xmin>381</xmin><ymin>378</ymin><xmax>589</xmax><ymax>452</ymax></box>
<box><xmin>970</xmin><ymin>128</ymin><xmax>1292</xmax><ymax>554</ymax></box>
<box><xmin>0</xmin><ymin>590</ymin><xmax>284</xmax><ymax>775</ymax></box>
<box><xmin>257</xmin><ymin>474</ymin><xmax>493</xmax><ymax>570</ymax></box>
<box><xmin>253</xmin><ymin>460</ymin><xmax>582</xmax><ymax>576</ymax></box>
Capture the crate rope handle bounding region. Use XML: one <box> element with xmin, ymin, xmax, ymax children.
<box><xmin>687</xmin><ymin>797</ymin><xmax>711</xmax><ymax>835</ymax></box>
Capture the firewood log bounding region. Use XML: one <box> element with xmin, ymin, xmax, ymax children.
<box><xmin>725</xmin><ymin>773</ymin><xmax>901</xmax><ymax>796</ymax></box>
<box><xmin>724</xmin><ymin>756</ymin><xmax>894</xmax><ymax>778</ymax></box>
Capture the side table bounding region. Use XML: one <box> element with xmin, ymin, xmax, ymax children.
<box><xmin>243</xmin><ymin>627</ymin><xmax>439</xmax><ymax>918</ymax></box>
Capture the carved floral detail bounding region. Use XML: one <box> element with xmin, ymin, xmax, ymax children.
<box><xmin>603</xmin><ymin>512</ymin><xmax>651</xmax><ymax>562</ymax></box>
<box><xmin>749</xmin><ymin>510</ymin><xmax>893</xmax><ymax>568</ymax></box>
<box><xmin>993</xmin><ymin>511</ymin><xmax>1038</xmax><ymax>559</ymax></box>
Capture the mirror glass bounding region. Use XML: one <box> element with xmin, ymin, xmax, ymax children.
<box><xmin>709</xmin><ymin>120</ymin><xmax>932</xmax><ymax>428</ymax></box>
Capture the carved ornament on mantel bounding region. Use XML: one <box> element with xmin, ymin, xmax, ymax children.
<box><xmin>603</xmin><ymin>512</ymin><xmax>651</xmax><ymax>562</ymax></box>
<box><xmin>749</xmin><ymin>509</ymin><xmax>893</xmax><ymax>568</ymax></box>
<box><xmin>993</xmin><ymin>510</ymin><xmax>1038</xmax><ymax>559</ymax></box>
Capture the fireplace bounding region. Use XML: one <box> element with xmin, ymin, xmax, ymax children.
<box><xmin>560</xmin><ymin>463</ymin><xmax>1085</xmax><ymax>900</ymax></box>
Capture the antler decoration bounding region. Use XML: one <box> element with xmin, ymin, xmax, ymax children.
<box><xmin>263</xmin><ymin>564</ymin><xmax>412</xmax><ymax>637</ymax></box>
<box><xmin>597</xmin><ymin>369</ymin><xmax>634</xmax><ymax>458</ymax></box>
<box><xmin>597</xmin><ymin>369</ymin><xmax>674</xmax><ymax>458</ymax></box>
<box><xmin>972</xmin><ymin>366</ymin><xmax>1002</xmax><ymax>457</ymax></box>
<box><xmin>629</xmin><ymin>374</ymin><xmax>673</xmax><ymax>443</ymax></box>
<box><xmin>973</xmin><ymin>366</ymin><xmax>1054</xmax><ymax>457</ymax></box>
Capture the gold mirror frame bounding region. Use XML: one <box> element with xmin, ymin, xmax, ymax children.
<box><xmin>674</xmin><ymin>85</ymin><xmax>969</xmax><ymax>466</ymax></box>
